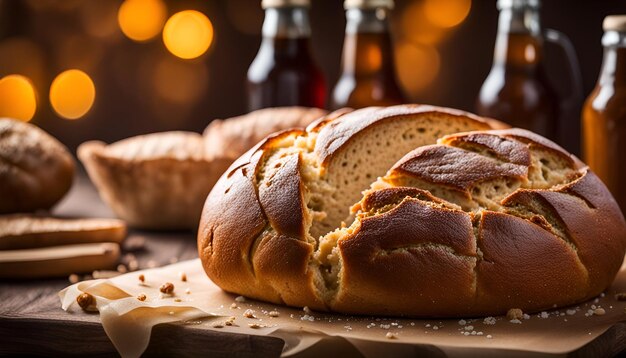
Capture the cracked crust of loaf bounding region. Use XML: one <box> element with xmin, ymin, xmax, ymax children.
<box><xmin>198</xmin><ymin>105</ymin><xmax>626</xmax><ymax>317</ymax></box>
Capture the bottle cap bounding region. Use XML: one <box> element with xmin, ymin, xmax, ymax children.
<box><xmin>261</xmin><ymin>0</ymin><xmax>310</xmax><ymax>9</ymax></box>
<box><xmin>497</xmin><ymin>0</ymin><xmax>540</xmax><ymax>10</ymax></box>
<box><xmin>604</xmin><ymin>15</ymin><xmax>626</xmax><ymax>32</ymax></box>
<box><xmin>344</xmin><ymin>0</ymin><xmax>394</xmax><ymax>10</ymax></box>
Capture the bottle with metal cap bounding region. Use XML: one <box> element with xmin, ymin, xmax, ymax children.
<box><xmin>330</xmin><ymin>0</ymin><xmax>406</xmax><ymax>110</ymax></box>
<box><xmin>246</xmin><ymin>0</ymin><xmax>326</xmax><ymax>111</ymax></box>
<box><xmin>476</xmin><ymin>0</ymin><xmax>582</xmax><ymax>146</ymax></box>
<box><xmin>582</xmin><ymin>15</ymin><xmax>626</xmax><ymax>212</ymax></box>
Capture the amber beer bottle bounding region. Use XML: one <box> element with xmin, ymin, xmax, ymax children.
<box><xmin>583</xmin><ymin>16</ymin><xmax>626</xmax><ymax>212</ymax></box>
<box><xmin>247</xmin><ymin>0</ymin><xmax>326</xmax><ymax>111</ymax></box>
<box><xmin>330</xmin><ymin>0</ymin><xmax>406</xmax><ymax>110</ymax></box>
<box><xmin>477</xmin><ymin>0</ymin><xmax>582</xmax><ymax>142</ymax></box>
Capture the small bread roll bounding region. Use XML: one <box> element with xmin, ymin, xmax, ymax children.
<box><xmin>0</xmin><ymin>118</ymin><xmax>75</xmax><ymax>214</ymax></box>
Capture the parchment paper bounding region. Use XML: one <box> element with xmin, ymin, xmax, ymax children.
<box><xmin>59</xmin><ymin>259</ymin><xmax>626</xmax><ymax>358</ymax></box>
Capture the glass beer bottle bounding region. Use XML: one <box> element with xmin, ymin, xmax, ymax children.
<box><xmin>247</xmin><ymin>0</ymin><xmax>326</xmax><ymax>111</ymax></box>
<box><xmin>477</xmin><ymin>0</ymin><xmax>581</xmax><ymax>142</ymax></box>
<box><xmin>582</xmin><ymin>16</ymin><xmax>626</xmax><ymax>212</ymax></box>
<box><xmin>330</xmin><ymin>0</ymin><xmax>406</xmax><ymax>110</ymax></box>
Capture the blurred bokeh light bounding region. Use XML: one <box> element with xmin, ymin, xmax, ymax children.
<box><xmin>396</xmin><ymin>42</ymin><xmax>441</xmax><ymax>95</ymax></box>
<box><xmin>49</xmin><ymin>69</ymin><xmax>96</xmax><ymax>120</ymax></box>
<box><xmin>423</xmin><ymin>0</ymin><xmax>471</xmax><ymax>29</ymax></box>
<box><xmin>118</xmin><ymin>0</ymin><xmax>167</xmax><ymax>42</ymax></box>
<box><xmin>399</xmin><ymin>1</ymin><xmax>447</xmax><ymax>45</ymax></box>
<box><xmin>0</xmin><ymin>75</ymin><xmax>37</xmax><ymax>122</ymax></box>
<box><xmin>163</xmin><ymin>10</ymin><xmax>213</xmax><ymax>59</ymax></box>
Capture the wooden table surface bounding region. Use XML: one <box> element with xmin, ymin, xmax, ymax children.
<box><xmin>1</xmin><ymin>175</ymin><xmax>626</xmax><ymax>357</ymax></box>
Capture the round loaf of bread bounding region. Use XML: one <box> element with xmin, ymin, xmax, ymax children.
<box><xmin>198</xmin><ymin>105</ymin><xmax>626</xmax><ymax>317</ymax></box>
<box><xmin>0</xmin><ymin>118</ymin><xmax>75</xmax><ymax>214</ymax></box>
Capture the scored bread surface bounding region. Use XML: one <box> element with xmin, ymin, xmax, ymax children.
<box><xmin>198</xmin><ymin>105</ymin><xmax>626</xmax><ymax>317</ymax></box>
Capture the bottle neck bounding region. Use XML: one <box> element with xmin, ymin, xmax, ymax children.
<box><xmin>340</xmin><ymin>8</ymin><xmax>395</xmax><ymax>76</ymax></box>
<box><xmin>599</xmin><ymin>31</ymin><xmax>626</xmax><ymax>86</ymax></box>
<box><xmin>262</xmin><ymin>7</ymin><xmax>311</xmax><ymax>38</ymax></box>
<box><xmin>492</xmin><ymin>6</ymin><xmax>544</xmax><ymax>69</ymax></box>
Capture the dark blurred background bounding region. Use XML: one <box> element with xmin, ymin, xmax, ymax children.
<box><xmin>0</xmin><ymin>0</ymin><xmax>624</xmax><ymax>154</ymax></box>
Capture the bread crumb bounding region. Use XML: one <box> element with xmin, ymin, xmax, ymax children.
<box><xmin>213</xmin><ymin>323</ymin><xmax>224</xmax><ymax>328</ymax></box>
<box><xmin>539</xmin><ymin>311</ymin><xmax>549</xmax><ymax>319</ymax></box>
<box><xmin>566</xmin><ymin>309</ymin><xmax>576</xmax><ymax>316</ymax></box>
<box><xmin>523</xmin><ymin>313</ymin><xmax>530</xmax><ymax>320</ymax></box>
<box><xmin>225</xmin><ymin>316</ymin><xmax>236</xmax><ymax>326</ymax></box>
<box><xmin>68</xmin><ymin>274</ymin><xmax>79</xmax><ymax>284</ymax></box>
<box><xmin>509</xmin><ymin>319</ymin><xmax>522</xmax><ymax>324</ymax></box>
<box><xmin>506</xmin><ymin>308</ymin><xmax>523</xmax><ymax>320</ymax></box>
<box><xmin>594</xmin><ymin>308</ymin><xmax>606</xmax><ymax>316</ymax></box>
<box><xmin>138</xmin><ymin>274</ymin><xmax>145</xmax><ymax>284</ymax></box>
<box><xmin>76</xmin><ymin>292</ymin><xmax>96</xmax><ymax>311</ymax></box>
<box><xmin>159</xmin><ymin>282</ymin><xmax>174</xmax><ymax>294</ymax></box>
<box><xmin>483</xmin><ymin>317</ymin><xmax>496</xmax><ymax>325</ymax></box>
<box><xmin>385</xmin><ymin>332</ymin><xmax>398</xmax><ymax>339</ymax></box>
<box><xmin>179</xmin><ymin>272</ymin><xmax>187</xmax><ymax>282</ymax></box>
<box><xmin>185</xmin><ymin>288</ymin><xmax>191</xmax><ymax>294</ymax></box>
<box><xmin>486</xmin><ymin>334</ymin><xmax>493</xmax><ymax>339</ymax></box>
<box><xmin>230</xmin><ymin>303</ymin><xmax>238</xmax><ymax>309</ymax></box>
<box><xmin>174</xmin><ymin>298</ymin><xmax>182</xmax><ymax>302</ymax></box>
<box><xmin>137</xmin><ymin>293</ymin><xmax>147</xmax><ymax>301</ymax></box>
<box><xmin>458</xmin><ymin>319</ymin><xmax>467</xmax><ymax>325</ymax></box>
<box><xmin>243</xmin><ymin>309</ymin><xmax>256</xmax><ymax>318</ymax></box>
<box><xmin>235</xmin><ymin>296</ymin><xmax>246</xmax><ymax>303</ymax></box>
<box><xmin>303</xmin><ymin>306</ymin><xmax>312</xmax><ymax>314</ymax></box>
<box><xmin>464</xmin><ymin>325</ymin><xmax>474</xmax><ymax>331</ymax></box>
<box><xmin>269</xmin><ymin>311</ymin><xmax>280</xmax><ymax>317</ymax></box>
<box><xmin>117</xmin><ymin>264</ymin><xmax>127</xmax><ymax>273</ymax></box>
<box><xmin>432</xmin><ymin>325</ymin><xmax>439</xmax><ymax>330</ymax></box>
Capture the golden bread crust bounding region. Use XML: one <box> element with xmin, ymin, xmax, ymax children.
<box><xmin>198</xmin><ymin>105</ymin><xmax>626</xmax><ymax>317</ymax></box>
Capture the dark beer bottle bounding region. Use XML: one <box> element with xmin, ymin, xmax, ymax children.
<box><xmin>330</xmin><ymin>0</ymin><xmax>406</xmax><ymax>110</ymax></box>
<box><xmin>582</xmin><ymin>16</ymin><xmax>626</xmax><ymax>212</ymax></box>
<box><xmin>247</xmin><ymin>0</ymin><xmax>326</xmax><ymax>111</ymax></box>
<box><xmin>477</xmin><ymin>0</ymin><xmax>581</xmax><ymax>143</ymax></box>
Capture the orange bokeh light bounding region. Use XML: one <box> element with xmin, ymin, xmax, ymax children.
<box><xmin>118</xmin><ymin>0</ymin><xmax>167</xmax><ymax>42</ymax></box>
<box><xmin>49</xmin><ymin>69</ymin><xmax>96</xmax><ymax>120</ymax></box>
<box><xmin>0</xmin><ymin>75</ymin><xmax>37</xmax><ymax>122</ymax></box>
<box><xmin>399</xmin><ymin>1</ymin><xmax>447</xmax><ymax>45</ymax></box>
<box><xmin>423</xmin><ymin>0</ymin><xmax>472</xmax><ymax>29</ymax></box>
<box><xmin>163</xmin><ymin>10</ymin><xmax>214</xmax><ymax>60</ymax></box>
<box><xmin>395</xmin><ymin>42</ymin><xmax>441</xmax><ymax>96</ymax></box>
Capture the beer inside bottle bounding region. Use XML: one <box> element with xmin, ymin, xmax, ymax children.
<box><xmin>583</xmin><ymin>16</ymin><xmax>626</xmax><ymax>212</ymax></box>
<box><xmin>477</xmin><ymin>0</ymin><xmax>559</xmax><ymax>139</ymax></box>
<box><xmin>331</xmin><ymin>0</ymin><xmax>406</xmax><ymax>110</ymax></box>
<box><xmin>247</xmin><ymin>0</ymin><xmax>326</xmax><ymax>111</ymax></box>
